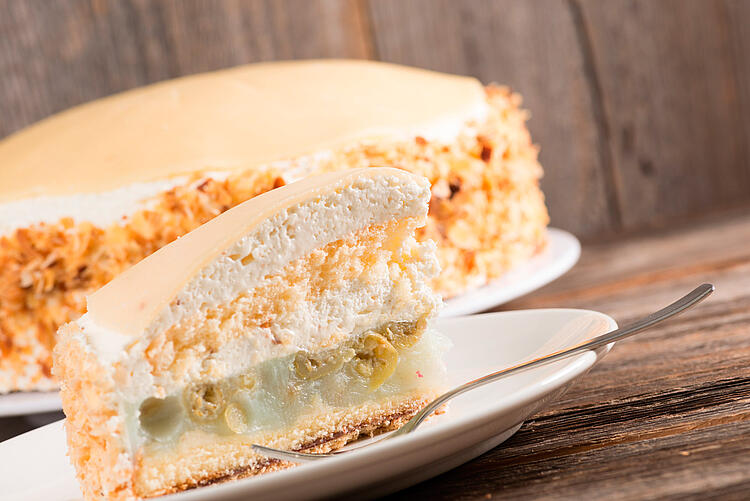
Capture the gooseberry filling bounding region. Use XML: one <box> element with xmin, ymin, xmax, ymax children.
<box><xmin>134</xmin><ymin>322</ymin><xmax>448</xmax><ymax>450</ymax></box>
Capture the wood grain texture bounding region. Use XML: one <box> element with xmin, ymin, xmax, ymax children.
<box><xmin>576</xmin><ymin>0</ymin><xmax>750</xmax><ymax>232</ymax></box>
<box><xmin>367</xmin><ymin>0</ymin><xmax>619</xmax><ymax>238</ymax></box>
<box><xmin>382</xmin><ymin>211</ymin><xmax>750</xmax><ymax>500</ymax></box>
<box><xmin>0</xmin><ymin>0</ymin><xmax>371</xmax><ymax>138</ymax></box>
<box><xmin>502</xmin><ymin>209</ymin><xmax>750</xmax><ymax>320</ymax></box>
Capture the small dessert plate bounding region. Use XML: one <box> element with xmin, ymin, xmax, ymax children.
<box><xmin>0</xmin><ymin>227</ymin><xmax>579</xmax><ymax>418</ymax></box>
<box><xmin>0</xmin><ymin>307</ymin><xmax>615</xmax><ymax>501</ymax></box>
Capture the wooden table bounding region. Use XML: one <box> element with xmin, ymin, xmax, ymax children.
<box><xmin>2</xmin><ymin>212</ymin><xmax>749</xmax><ymax>499</ymax></box>
<box><xmin>386</xmin><ymin>211</ymin><xmax>750</xmax><ymax>500</ymax></box>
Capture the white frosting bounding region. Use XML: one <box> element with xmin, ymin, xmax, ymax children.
<box><xmin>122</xmin><ymin>246</ymin><xmax>437</xmax><ymax>408</ymax></box>
<box><xmin>174</xmin><ymin>237</ymin><xmax>438</xmax><ymax>374</ymax></box>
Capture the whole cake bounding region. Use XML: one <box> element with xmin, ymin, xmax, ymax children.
<box><xmin>1</xmin><ymin>59</ymin><xmax>548</xmax><ymax>392</ymax></box>
<box><xmin>53</xmin><ymin>168</ymin><xmax>449</xmax><ymax>500</ymax></box>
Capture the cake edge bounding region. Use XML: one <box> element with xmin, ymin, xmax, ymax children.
<box><xmin>53</xmin><ymin>322</ymin><xmax>133</xmax><ymax>501</ymax></box>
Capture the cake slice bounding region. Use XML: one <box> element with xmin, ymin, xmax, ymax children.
<box><xmin>0</xmin><ymin>60</ymin><xmax>547</xmax><ymax>393</ymax></box>
<box><xmin>53</xmin><ymin>168</ymin><xmax>448</xmax><ymax>500</ymax></box>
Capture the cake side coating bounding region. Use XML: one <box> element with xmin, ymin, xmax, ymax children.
<box><xmin>54</xmin><ymin>323</ymin><xmax>133</xmax><ymax>500</ymax></box>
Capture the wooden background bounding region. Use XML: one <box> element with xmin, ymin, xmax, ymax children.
<box><xmin>2</xmin><ymin>3</ymin><xmax>750</xmax><ymax>499</ymax></box>
<box><xmin>1</xmin><ymin>0</ymin><xmax>749</xmax><ymax>240</ymax></box>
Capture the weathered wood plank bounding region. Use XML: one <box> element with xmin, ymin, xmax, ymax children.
<box><xmin>390</xmin><ymin>419</ymin><xmax>750</xmax><ymax>500</ymax></box>
<box><xmin>366</xmin><ymin>0</ymin><xmax>619</xmax><ymax>238</ymax></box>
<box><xmin>502</xmin><ymin>210</ymin><xmax>750</xmax><ymax>319</ymax></box>
<box><xmin>0</xmin><ymin>0</ymin><xmax>371</xmax><ymax>138</ymax></box>
<box><xmin>576</xmin><ymin>0</ymin><xmax>750</xmax><ymax>231</ymax></box>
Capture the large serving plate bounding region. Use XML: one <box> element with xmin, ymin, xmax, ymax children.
<box><xmin>0</xmin><ymin>227</ymin><xmax>579</xmax><ymax>417</ymax></box>
<box><xmin>1</xmin><ymin>307</ymin><xmax>615</xmax><ymax>501</ymax></box>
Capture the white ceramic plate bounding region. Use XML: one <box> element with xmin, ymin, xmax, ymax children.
<box><xmin>0</xmin><ymin>308</ymin><xmax>616</xmax><ymax>501</ymax></box>
<box><xmin>0</xmin><ymin>227</ymin><xmax>579</xmax><ymax>417</ymax></box>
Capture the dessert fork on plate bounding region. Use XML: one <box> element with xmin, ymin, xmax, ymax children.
<box><xmin>254</xmin><ymin>283</ymin><xmax>714</xmax><ymax>463</ymax></box>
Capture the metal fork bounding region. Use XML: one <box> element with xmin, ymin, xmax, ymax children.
<box><xmin>253</xmin><ymin>283</ymin><xmax>714</xmax><ymax>463</ymax></box>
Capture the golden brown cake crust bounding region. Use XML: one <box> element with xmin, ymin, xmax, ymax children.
<box><xmin>3</xmin><ymin>87</ymin><xmax>547</xmax><ymax>392</ymax></box>
<box><xmin>135</xmin><ymin>397</ymin><xmax>431</xmax><ymax>499</ymax></box>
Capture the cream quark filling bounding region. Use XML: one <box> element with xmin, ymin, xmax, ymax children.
<box><xmin>129</xmin><ymin>328</ymin><xmax>449</xmax><ymax>460</ymax></box>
